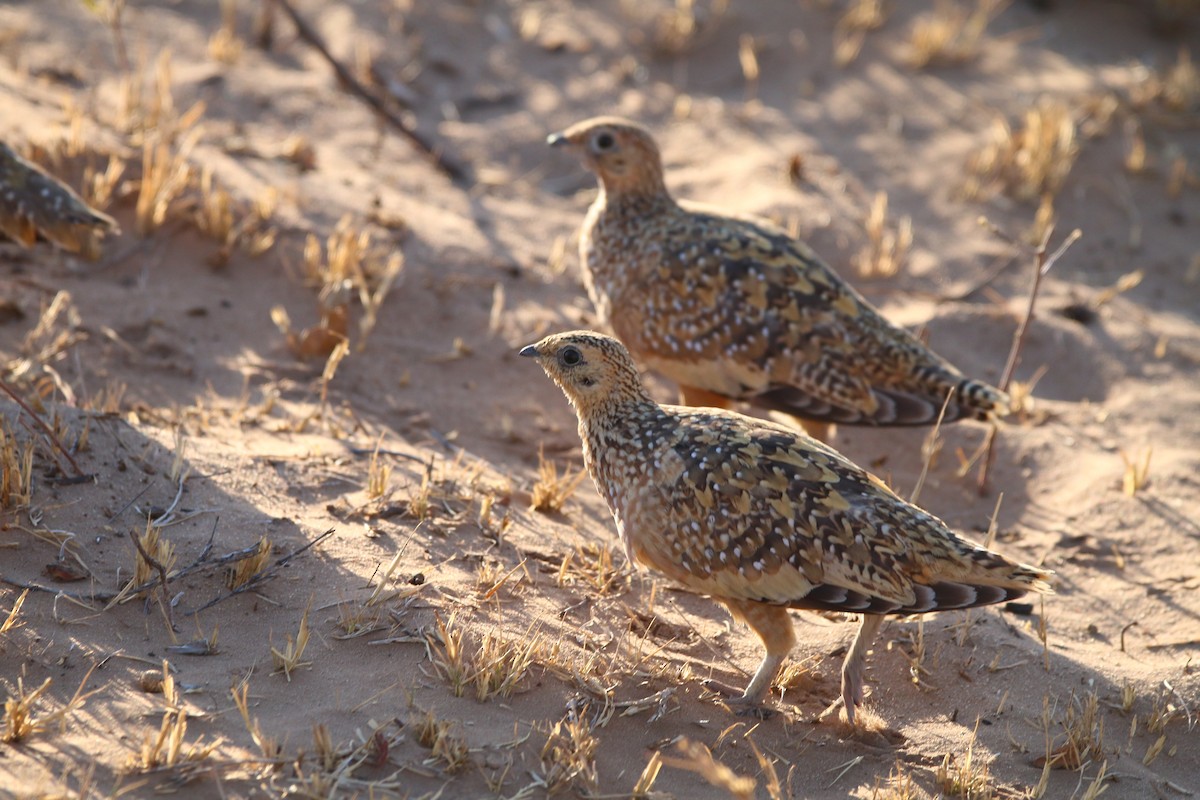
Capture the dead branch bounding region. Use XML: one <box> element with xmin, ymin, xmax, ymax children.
<box><xmin>271</xmin><ymin>0</ymin><xmax>468</xmax><ymax>184</ymax></box>
<box><xmin>129</xmin><ymin>528</ymin><xmax>176</xmax><ymax>631</ymax></box>
<box><xmin>0</xmin><ymin>376</ymin><xmax>89</xmax><ymax>478</ymax></box>
<box><xmin>933</xmin><ymin>253</ymin><xmax>1019</xmax><ymax>304</ymax></box>
<box><xmin>183</xmin><ymin>527</ymin><xmax>336</xmax><ymax>615</ymax></box>
<box><xmin>1</xmin><ymin>520</ymin><xmax>331</xmax><ymax>613</ymax></box>
<box><xmin>976</xmin><ymin>225</ymin><xmax>1083</xmax><ymax>494</ymax></box>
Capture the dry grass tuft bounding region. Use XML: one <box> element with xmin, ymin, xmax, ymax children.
<box><xmin>425</xmin><ymin>611</ymin><xmax>541</xmax><ymax>700</ymax></box>
<box><xmin>557</xmin><ymin>541</ymin><xmax>625</xmax><ymax>597</ymax></box>
<box><xmin>738</xmin><ymin>34</ymin><xmax>760</xmax><ymax>97</ymax></box>
<box><xmin>637</xmin><ymin>0</ymin><xmax>730</xmax><ymax>59</ymax></box>
<box><xmin>413</xmin><ymin>708</ymin><xmax>471</xmax><ymax>773</ymax></box>
<box><xmin>135</xmin><ymin>132</ymin><xmax>200</xmax><ymax>236</ymax></box>
<box><xmin>0</xmin><ymin>419</ymin><xmax>35</xmax><ymax>510</ymax></box>
<box><xmin>207</xmin><ymin>0</ymin><xmax>243</xmax><ymax>65</ymax></box>
<box><xmin>1125</xmin><ymin>119</ymin><xmax>1148</xmax><ymax>175</ymax></box>
<box><xmin>661</xmin><ymin>738</ymin><xmax>754</xmax><ymax>800</ymax></box>
<box><xmin>331</xmin><ymin>591</ymin><xmax>383</xmax><ymax>639</ymax></box>
<box><xmin>231</xmin><ymin>680</ymin><xmax>282</xmax><ymax>761</ymax></box>
<box><xmin>3</xmin><ymin>666</ymin><xmax>97</xmax><ymax>744</ymax></box>
<box><xmin>1120</xmin><ymin>446</ymin><xmax>1152</xmax><ymax>497</ymax></box>
<box><xmin>118</xmin><ymin>49</ymin><xmax>208</xmax><ymax>234</ymax></box>
<box><xmin>133</xmin><ymin>521</ymin><xmax>176</xmax><ymax>588</ymax></box>
<box><xmin>1037</xmin><ymin>691</ymin><xmax>1105</xmax><ymax>770</ymax></box>
<box><xmin>964</xmin><ymin>100</ymin><xmax>1078</xmax><ymax>204</ymax></box>
<box><xmin>406</xmin><ymin>464</ymin><xmax>436</xmax><ymax>522</ymax></box>
<box><xmin>126</xmin><ymin>707</ymin><xmax>220</xmax><ymax>778</ymax></box>
<box><xmin>194</xmin><ymin>166</ymin><xmax>278</xmax><ymax>267</ymax></box>
<box><xmin>3</xmin><ymin>677</ymin><xmax>56</xmax><ymax>743</ymax></box>
<box><xmin>1134</xmin><ymin>48</ymin><xmax>1200</xmax><ymax>114</ymax></box>
<box><xmin>530</xmin><ymin>446</ymin><xmax>587</xmax><ymax>513</ymax></box>
<box><xmin>296</xmin><ymin>215</ymin><xmax>405</xmax><ymax>350</ymax></box>
<box><xmin>270</xmin><ymin>601</ymin><xmax>313</xmax><ymax>680</ymax></box>
<box><xmin>366</xmin><ymin>438</ymin><xmax>393</xmax><ymax>501</ymax></box>
<box><xmin>771</xmin><ymin>656</ymin><xmax>819</xmax><ymax>700</ymax></box>
<box><xmin>0</xmin><ymin>589</ymin><xmax>28</xmax><ymax>640</ymax></box>
<box><xmin>870</xmin><ymin>760</ymin><xmax>927</xmax><ymax>799</ymax></box>
<box><xmin>83</xmin><ymin>153</ymin><xmax>126</xmax><ymax>212</ymax></box>
<box><xmin>545</xmin><ymin>234</ymin><xmax>569</xmax><ymax>276</ymax></box>
<box><xmin>536</xmin><ymin>710</ymin><xmax>600</xmax><ymax>795</ymax></box>
<box><xmin>907</xmin><ymin>0</ymin><xmax>1006</xmax><ymax>70</ymax></box>
<box><xmin>226</xmin><ymin>536</ymin><xmax>270</xmax><ymax>589</ymax></box>
<box><xmin>470</xmin><ymin>627</ymin><xmax>543</xmax><ymax>702</ymax></box>
<box><xmin>935</xmin><ymin>726</ymin><xmax>994</xmax><ymax>799</ymax></box>
<box><xmin>856</xmin><ymin>191</ymin><xmax>912</xmax><ymax>278</ymax></box>
<box><xmin>834</xmin><ymin>0</ymin><xmax>887</xmax><ymax>67</ymax></box>
<box><xmin>631</xmin><ymin>749</ymin><xmax>666</xmax><ymax>799</ymax></box>
<box><xmin>1144</xmin><ymin>684</ymin><xmax>1187</xmax><ymax>734</ymax></box>
<box><xmin>426</xmin><ymin>610</ymin><xmax>472</xmax><ymax>697</ymax></box>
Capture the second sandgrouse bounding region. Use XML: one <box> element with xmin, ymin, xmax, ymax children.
<box><xmin>0</xmin><ymin>141</ymin><xmax>119</xmax><ymax>260</ymax></box>
<box><xmin>521</xmin><ymin>330</ymin><xmax>1051</xmax><ymax>723</ymax></box>
<box><xmin>547</xmin><ymin>117</ymin><xmax>1008</xmax><ymax>436</ymax></box>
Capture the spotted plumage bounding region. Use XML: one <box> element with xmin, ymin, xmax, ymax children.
<box><xmin>547</xmin><ymin>117</ymin><xmax>1009</xmax><ymax>433</ymax></box>
<box><xmin>521</xmin><ymin>331</ymin><xmax>1052</xmax><ymax>723</ymax></box>
<box><xmin>0</xmin><ymin>141</ymin><xmax>119</xmax><ymax>260</ymax></box>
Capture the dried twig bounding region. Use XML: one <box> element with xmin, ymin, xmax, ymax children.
<box><xmin>0</xmin><ymin>377</ymin><xmax>88</xmax><ymax>478</ymax></box>
<box><xmin>129</xmin><ymin>528</ymin><xmax>176</xmax><ymax>631</ymax></box>
<box><xmin>976</xmin><ymin>225</ymin><xmax>1083</xmax><ymax>494</ymax></box>
<box><xmin>0</xmin><ymin>519</ymin><xmax>329</xmax><ymax>615</ymax></box>
<box><xmin>272</xmin><ymin>0</ymin><xmax>468</xmax><ymax>183</ymax></box>
<box><xmin>105</xmin><ymin>485</ymin><xmax>153</xmax><ymax>525</ymax></box>
<box><xmin>932</xmin><ymin>253</ymin><xmax>1018</xmax><ymax>304</ymax></box>
<box><xmin>183</xmin><ymin>527</ymin><xmax>336</xmax><ymax>615</ymax></box>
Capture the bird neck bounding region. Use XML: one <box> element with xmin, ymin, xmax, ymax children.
<box><xmin>578</xmin><ymin>395</ymin><xmax>675</xmax><ymax>474</ymax></box>
<box><xmin>575</xmin><ymin>392</ymin><xmax>667</xmax><ymax>445</ymax></box>
<box><xmin>596</xmin><ymin>176</ymin><xmax>674</xmax><ymax>216</ymax></box>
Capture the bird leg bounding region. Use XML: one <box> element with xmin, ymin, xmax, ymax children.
<box><xmin>677</xmin><ymin>385</ymin><xmax>733</xmax><ymax>411</ymax></box>
<box><xmin>707</xmin><ymin>601</ymin><xmax>796</xmax><ymax>712</ymax></box>
<box><xmin>839</xmin><ymin>614</ymin><xmax>884</xmax><ymax>725</ymax></box>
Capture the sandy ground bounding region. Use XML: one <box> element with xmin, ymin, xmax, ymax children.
<box><xmin>1</xmin><ymin>1</ymin><xmax>1198</xmax><ymax>798</ymax></box>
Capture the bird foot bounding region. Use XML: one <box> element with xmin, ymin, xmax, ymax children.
<box><xmin>815</xmin><ymin>681</ymin><xmax>868</xmax><ymax>726</ymax></box>
<box><xmin>702</xmin><ymin>679</ymin><xmax>776</xmax><ymax>719</ymax></box>
<box><xmin>816</xmin><ymin>695</ymin><xmax>847</xmax><ymax>724</ymax></box>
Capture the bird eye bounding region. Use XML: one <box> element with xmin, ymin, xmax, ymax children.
<box><xmin>593</xmin><ymin>132</ymin><xmax>615</xmax><ymax>151</ymax></box>
<box><xmin>560</xmin><ymin>346</ymin><xmax>583</xmax><ymax>366</ymax></box>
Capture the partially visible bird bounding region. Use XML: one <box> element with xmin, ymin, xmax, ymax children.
<box><xmin>0</xmin><ymin>141</ymin><xmax>119</xmax><ymax>260</ymax></box>
<box><xmin>521</xmin><ymin>330</ymin><xmax>1052</xmax><ymax>723</ymax></box>
<box><xmin>547</xmin><ymin>117</ymin><xmax>1009</xmax><ymax>440</ymax></box>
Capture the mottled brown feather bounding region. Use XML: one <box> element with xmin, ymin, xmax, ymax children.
<box><xmin>548</xmin><ymin>117</ymin><xmax>1009</xmax><ymax>427</ymax></box>
<box><xmin>522</xmin><ymin>330</ymin><xmax>1051</xmax><ymax>720</ymax></box>
<box><xmin>0</xmin><ymin>141</ymin><xmax>119</xmax><ymax>260</ymax></box>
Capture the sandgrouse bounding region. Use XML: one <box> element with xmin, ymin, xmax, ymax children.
<box><xmin>0</xmin><ymin>141</ymin><xmax>119</xmax><ymax>260</ymax></box>
<box><xmin>547</xmin><ymin>117</ymin><xmax>1009</xmax><ymax>439</ymax></box>
<box><xmin>521</xmin><ymin>330</ymin><xmax>1052</xmax><ymax>723</ymax></box>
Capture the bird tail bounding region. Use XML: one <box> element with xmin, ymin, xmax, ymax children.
<box><xmin>790</xmin><ymin>575</ymin><xmax>1048</xmax><ymax>615</ymax></box>
<box><xmin>957</xmin><ymin>377</ymin><xmax>1011</xmax><ymax>419</ymax></box>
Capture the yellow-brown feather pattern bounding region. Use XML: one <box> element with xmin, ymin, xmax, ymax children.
<box><xmin>0</xmin><ymin>141</ymin><xmax>119</xmax><ymax>260</ymax></box>
<box><xmin>549</xmin><ymin>117</ymin><xmax>1009</xmax><ymax>426</ymax></box>
<box><xmin>522</xmin><ymin>330</ymin><xmax>1051</xmax><ymax>718</ymax></box>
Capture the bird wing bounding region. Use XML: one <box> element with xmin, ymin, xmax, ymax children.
<box><xmin>643</xmin><ymin>408</ymin><xmax>925</xmax><ymax>608</ymax></box>
<box><xmin>638</xmin><ymin>408</ymin><xmax>1048</xmax><ymax>614</ymax></box>
<box><xmin>614</xmin><ymin>205</ymin><xmax>990</xmax><ymax>424</ymax></box>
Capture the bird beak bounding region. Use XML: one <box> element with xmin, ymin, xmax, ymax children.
<box><xmin>519</xmin><ymin>344</ymin><xmax>539</xmax><ymax>358</ymax></box>
<box><xmin>546</xmin><ymin>132</ymin><xmax>569</xmax><ymax>148</ymax></box>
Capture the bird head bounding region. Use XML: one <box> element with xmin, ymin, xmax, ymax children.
<box><xmin>546</xmin><ymin>117</ymin><xmax>667</xmax><ymax>198</ymax></box>
<box><xmin>520</xmin><ymin>330</ymin><xmax>651</xmax><ymax>416</ymax></box>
